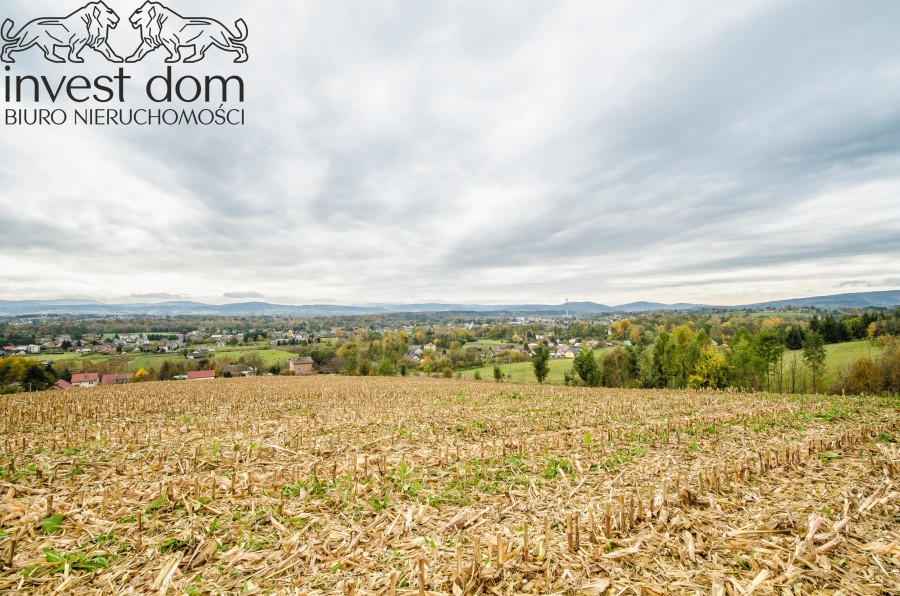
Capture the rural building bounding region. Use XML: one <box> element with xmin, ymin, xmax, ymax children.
<box><xmin>53</xmin><ymin>379</ymin><xmax>74</xmax><ymax>390</ymax></box>
<box><xmin>71</xmin><ymin>373</ymin><xmax>100</xmax><ymax>388</ymax></box>
<box><xmin>187</xmin><ymin>370</ymin><xmax>216</xmax><ymax>381</ymax></box>
<box><xmin>158</xmin><ymin>340</ymin><xmax>185</xmax><ymax>353</ymax></box>
<box><xmin>289</xmin><ymin>357</ymin><xmax>314</xmax><ymax>375</ymax></box>
<box><xmin>222</xmin><ymin>364</ymin><xmax>256</xmax><ymax>377</ymax></box>
<box><xmin>101</xmin><ymin>373</ymin><xmax>135</xmax><ymax>386</ymax></box>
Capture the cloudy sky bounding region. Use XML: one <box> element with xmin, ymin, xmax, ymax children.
<box><xmin>2</xmin><ymin>0</ymin><xmax>899</xmax><ymax>306</ymax></box>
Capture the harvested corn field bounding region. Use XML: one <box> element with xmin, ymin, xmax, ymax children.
<box><xmin>0</xmin><ymin>377</ymin><xmax>899</xmax><ymax>594</ymax></box>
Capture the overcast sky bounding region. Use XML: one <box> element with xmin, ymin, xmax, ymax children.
<box><xmin>2</xmin><ymin>0</ymin><xmax>899</xmax><ymax>306</ymax></box>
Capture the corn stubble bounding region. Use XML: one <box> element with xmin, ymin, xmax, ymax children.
<box><xmin>0</xmin><ymin>377</ymin><xmax>898</xmax><ymax>594</ymax></box>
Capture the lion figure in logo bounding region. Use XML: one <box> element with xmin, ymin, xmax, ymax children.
<box><xmin>1</xmin><ymin>1</ymin><xmax>123</xmax><ymax>63</ymax></box>
<box><xmin>126</xmin><ymin>2</ymin><xmax>248</xmax><ymax>64</ymax></box>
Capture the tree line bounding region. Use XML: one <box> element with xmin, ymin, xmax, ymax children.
<box><xmin>530</xmin><ymin>314</ymin><xmax>900</xmax><ymax>395</ymax></box>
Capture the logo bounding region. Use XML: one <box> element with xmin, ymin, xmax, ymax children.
<box><xmin>3</xmin><ymin>2</ymin><xmax>249</xmax><ymax>128</ymax></box>
<box><xmin>1</xmin><ymin>1</ymin><xmax>248</xmax><ymax>64</ymax></box>
<box><xmin>125</xmin><ymin>2</ymin><xmax>248</xmax><ymax>64</ymax></box>
<box><xmin>2</xmin><ymin>2</ymin><xmax>124</xmax><ymax>63</ymax></box>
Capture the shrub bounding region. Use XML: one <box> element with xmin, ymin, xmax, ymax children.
<box><xmin>848</xmin><ymin>356</ymin><xmax>882</xmax><ymax>395</ymax></box>
<box><xmin>880</xmin><ymin>339</ymin><xmax>900</xmax><ymax>393</ymax></box>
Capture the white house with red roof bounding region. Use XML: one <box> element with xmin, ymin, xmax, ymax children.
<box><xmin>70</xmin><ymin>373</ymin><xmax>99</xmax><ymax>388</ymax></box>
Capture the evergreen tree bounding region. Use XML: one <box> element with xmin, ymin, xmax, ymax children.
<box><xmin>532</xmin><ymin>345</ymin><xmax>550</xmax><ymax>384</ymax></box>
<box><xmin>785</xmin><ymin>326</ymin><xmax>805</xmax><ymax>350</ymax></box>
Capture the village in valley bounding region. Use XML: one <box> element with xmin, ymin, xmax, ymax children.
<box><xmin>2</xmin><ymin>304</ymin><xmax>897</xmax><ymax>395</ymax></box>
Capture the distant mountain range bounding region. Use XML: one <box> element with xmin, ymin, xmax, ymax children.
<box><xmin>0</xmin><ymin>290</ymin><xmax>898</xmax><ymax>317</ymax></box>
<box><xmin>738</xmin><ymin>290</ymin><xmax>900</xmax><ymax>309</ymax></box>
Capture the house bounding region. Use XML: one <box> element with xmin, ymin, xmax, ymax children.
<box><xmin>289</xmin><ymin>357</ymin><xmax>314</xmax><ymax>376</ymax></box>
<box><xmin>222</xmin><ymin>364</ymin><xmax>256</xmax><ymax>377</ymax></box>
<box><xmin>71</xmin><ymin>373</ymin><xmax>100</xmax><ymax>388</ymax></box>
<box><xmin>424</xmin><ymin>343</ymin><xmax>438</xmax><ymax>352</ymax></box>
<box><xmin>53</xmin><ymin>379</ymin><xmax>74</xmax><ymax>390</ymax></box>
<box><xmin>556</xmin><ymin>345</ymin><xmax>573</xmax><ymax>358</ymax></box>
<box><xmin>187</xmin><ymin>370</ymin><xmax>216</xmax><ymax>381</ymax></box>
<box><xmin>101</xmin><ymin>373</ymin><xmax>134</xmax><ymax>386</ymax></box>
<box><xmin>187</xmin><ymin>351</ymin><xmax>205</xmax><ymax>360</ymax></box>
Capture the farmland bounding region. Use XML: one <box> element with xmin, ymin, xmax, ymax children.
<box><xmin>461</xmin><ymin>359</ymin><xmax>575</xmax><ymax>384</ymax></box>
<box><xmin>0</xmin><ymin>377</ymin><xmax>897</xmax><ymax>593</ymax></box>
<box><xmin>23</xmin><ymin>347</ymin><xmax>298</xmax><ymax>374</ymax></box>
<box><xmin>464</xmin><ymin>341</ymin><xmax>881</xmax><ymax>388</ymax></box>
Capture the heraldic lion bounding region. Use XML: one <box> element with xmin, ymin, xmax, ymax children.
<box><xmin>126</xmin><ymin>2</ymin><xmax>248</xmax><ymax>64</ymax></box>
<box><xmin>1</xmin><ymin>2</ymin><xmax>123</xmax><ymax>63</ymax></box>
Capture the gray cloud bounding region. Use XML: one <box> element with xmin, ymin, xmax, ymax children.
<box><xmin>839</xmin><ymin>281</ymin><xmax>874</xmax><ymax>288</ymax></box>
<box><xmin>840</xmin><ymin>278</ymin><xmax>900</xmax><ymax>289</ymax></box>
<box><xmin>1</xmin><ymin>0</ymin><xmax>899</xmax><ymax>305</ymax></box>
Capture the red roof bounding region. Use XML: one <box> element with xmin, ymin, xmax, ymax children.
<box><xmin>54</xmin><ymin>380</ymin><xmax>74</xmax><ymax>389</ymax></box>
<box><xmin>187</xmin><ymin>370</ymin><xmax>216</xmax><ymax>380</ymax></box>
<box><xmin>71</xmin><ymin>373</ymin><xmax>100</xmax><ymax>384</ymax></box>
<box><xmin>101</xmin><ymin>373</ymin><xmax>135</xmax><ymax>386</ymax></box>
